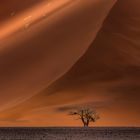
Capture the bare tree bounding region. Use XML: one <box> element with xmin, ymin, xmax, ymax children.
<box><xmin>69</xmin><ymin>108</ymin><xmax>100</xmax><ymax>127</ymax></box>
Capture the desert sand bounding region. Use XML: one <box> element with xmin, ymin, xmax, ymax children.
<box><xmin>0</xmin><ymin>0</ymin><xmax>140</xmax><ymax>126</ymax></box>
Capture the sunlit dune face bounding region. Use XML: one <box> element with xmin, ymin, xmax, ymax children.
<box><xmin>0</xmin><ymin>0</ymin><xmax>72</xmax><ymax>41</ymax></box>
<box><xmin>0</xmin><ymin>0</ymin><xmax>140</xmax><ymax>127</ymax></box>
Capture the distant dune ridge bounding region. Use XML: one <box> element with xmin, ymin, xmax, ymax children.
<box><xmin>0</xmin><ymin>0</ymin><xmax>140</xmax><ymax>126</ymax></box>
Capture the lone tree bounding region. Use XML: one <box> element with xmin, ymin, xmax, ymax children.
<box><xmin>69</xmin><ymin>107</ymin><xmax>100</xmax><ymax>127</ymax></box>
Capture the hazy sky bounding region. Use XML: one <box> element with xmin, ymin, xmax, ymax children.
<box><xmin>0</xmin><ymin>0</ymin><xmax>140</xmax><ymax>126</ymax></box>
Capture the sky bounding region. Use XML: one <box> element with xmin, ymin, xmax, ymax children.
<box><xmin>0</xmin><ymin>0</ymin><xmax>140</xmax><ymax>127</ymax></box>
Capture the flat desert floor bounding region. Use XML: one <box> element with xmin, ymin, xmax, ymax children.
<box><xmin>0</xmin><ymin>127</ymin><xmax>139</xmax><ymax>140</ymax></box>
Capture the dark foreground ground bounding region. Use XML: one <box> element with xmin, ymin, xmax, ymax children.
<box><xmin>0</xmin><ymin>127</ymin><xmax>139</xmax><ymax>140</ymax></box>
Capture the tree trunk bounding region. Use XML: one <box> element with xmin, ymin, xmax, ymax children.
<box><xmin>84</xmin><ymin>123</ymin><xmax>88</xmax><ymax>127</ymax></box>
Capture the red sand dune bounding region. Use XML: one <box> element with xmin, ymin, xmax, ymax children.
<box><xmin>0</xmin><ymin>0</ymin><xmax>140</xmax><ymax>126</ymax></box>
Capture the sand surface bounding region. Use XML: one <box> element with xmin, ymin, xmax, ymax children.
<box><xmin>0</xmin><ymin>127</ymin><xmax>139</xmax><ymax>140</ymax></box>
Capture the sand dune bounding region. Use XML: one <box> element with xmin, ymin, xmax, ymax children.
<box><xmin>0</xmin><ymin>0</ymin><xmax>116</xmax><ymax>110</ymax></box>
<box><xmin>0</xmin><ymin>0</ymin><xmax>140</xmax><ymax>126</ymax></box>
